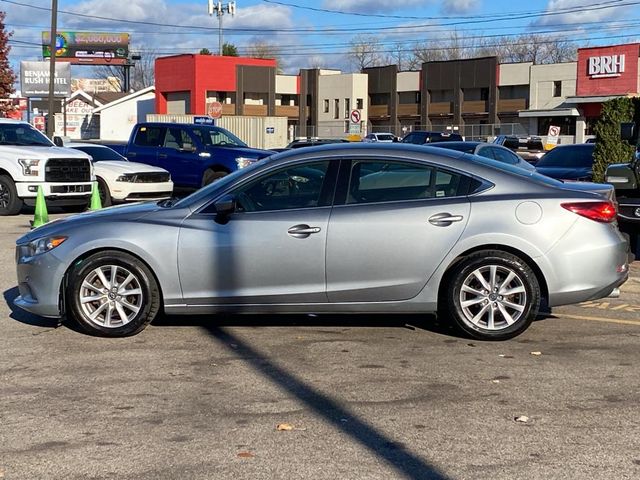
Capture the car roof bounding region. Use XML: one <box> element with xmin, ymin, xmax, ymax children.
<box><xmin>432</xmin><ymin>141</ymin><xmax>483</xmax><ymax>148</ymax></box>
<box><xmin>0</xmin><ymin>119</ymin><xmax>29</xmax><ymax>124</ymax></box>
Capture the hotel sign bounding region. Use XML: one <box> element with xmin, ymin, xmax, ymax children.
<box><xmin>588</xmin><ymin>54</ymin><xmax>625</xmax><ymax>78</ymax></box>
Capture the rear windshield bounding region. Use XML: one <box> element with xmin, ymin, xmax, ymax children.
<box><xmin>468</xmin><ymin>154</ymin><xmax>564</xmax><ymax>188</ymax></box>
<box><xmin>536</xmin><ymin>146</ymin><xmax>594</xmax><ymax>168</ymax></box>
<box><xmin>376</xmin><ymin>134</ymin><xmax>395</xmax><ymax>141</ymax></box>
<box><xmin>431</xmin><ymin>143</ymin><xmax>476</xmax><ymax>153</ymax></box>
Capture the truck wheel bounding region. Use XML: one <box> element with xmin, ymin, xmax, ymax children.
<box><xmin>202</xmin><ymin>169</ymin><xmax>228</xmax><ymax>187</ymax></box>
<box><xmin>97</xmin><ymin>178</ymin><xmax>112</xmax><ymax>207</ymax></box>
<box><xmin>0</xmin><ymin>175</ymin><xmax>24</xmax><ymax>216</ymax></box>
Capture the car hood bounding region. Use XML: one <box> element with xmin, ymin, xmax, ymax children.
<box><xmin>535</xmin><ymin>166</ymin><xmax>592</xmax><ymax>180</ymax></box>
<box><xmin>207</xmin><ymin>145</ymin><xmax>275</xmax><ymax>158</ymax></box>
<box><xmin>17</xmin><ymin>202</ymin><xmax>164</xmax><ymax>244</ymax></box>
<box><xmin>93</xmin><ymin>161</ymin><xmax>168</xmax><ymax>176</ymax></box>
<box><xmin>0</xmin><ymin>145</ymin><xmax>91</xmax><ymax>160</ymax></box>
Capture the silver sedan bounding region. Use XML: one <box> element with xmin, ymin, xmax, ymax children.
<box><xmin>14</xmin><ymin>144</ymin><xmax>629</xmax><ymax>340</ymax></box>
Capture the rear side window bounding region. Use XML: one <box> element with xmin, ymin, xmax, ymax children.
<box><xmin>347</xmin><ymin>160</ymin><xmax>472</xmax><ymax>204</ymax></box>
<box><xmin>490</xmin><ymin>147</ymin><xmax>520</xmax><ymax>165</ymax></box>
<box><xmin>134</xmin><ymin>127</ymin><xmax>165</xmax><ymax>147</ymax></box>
<box><xmin>536</xmin><ymin>146</ymin><xmax>594</xmax><ymax>168</ymax></box>
<box><xmin>402</xmin><ymin>133</ymin><xmax>425</xmax><ymax>144</ymax></box>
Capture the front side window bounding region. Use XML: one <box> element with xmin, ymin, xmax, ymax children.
<box><xmin>401</xmin><ymin>133</ymin><xmax>425</xmax><ymax>144</ymax></box>
<box><xmin>347</xmin><ymin>160</ymin><xmax>470</xmax><ymax>204</ymax></box>
<box><xmin>232</xmin><ymin>161</ymin><xmax>331</xmax><ymax>213</ymax></box>
<box><xmin>190</xmin><ymin>126</ymin><xmax>246</xmax><ymax>147</ymax></box>
<box><xmin>134</xmin><ymin>127</ymin><xmax>165</xmax><ymax>147</ymax></box>
<box><xmin>163</xmin><ymin>128</ymin><xmax>193</xmax><ymax>150</ymax></box>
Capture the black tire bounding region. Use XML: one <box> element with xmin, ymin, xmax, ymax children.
<box><xmin>0</xmin><ymin>175</ymin><xmax>24</xmax><ymax>216</ymax></box>
<box><xmin>441</xmin><ymin>250</ymin><xmax>540</xmax><ymax>341</ymax></box>
<box><xmin>67</xmin><ymin>251</ymin><xmax>161</xmax><ymax>337</ymax></box>
<box><xmin>202</xmin><ymin>169</ymin><xmax>228</xmax><ymax>187</ymax></box>
<box><xmin>97</xmin><ymin>177</ymin><xmax>112</xmax><ymax>207</ymax></box>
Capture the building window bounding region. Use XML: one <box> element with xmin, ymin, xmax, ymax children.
<box><xmin>344</xmin><ymin>120</ymin><xmax>349</xmax><ymax>133</ymax></box>
<box><xmin>553</xmin><ymin>81</ymin><xmax>562</xmax><ymax>97</ymax></box>
<box><xmin>357</xmin><ymin>98</ymin><xmax>363</xmax><ymax>109</ymax></box>
<box><xmin>480</xmin><ymin>88</ymin><xmax>489</xmax><ymax>101</ymax></box>
<box><xmin>345</xmin><ymin>98</ymin><xmax>350</xmax><ymax>118</ymax></box>
<box><xmin>323</xmin><ymin>99</ymin><xmax>329</xmax><ymax>113</ymax></box>
<box><xmin>334</xmin><ymin>99</ymin><xmax>339</xmax><ymax>119</ymax></box>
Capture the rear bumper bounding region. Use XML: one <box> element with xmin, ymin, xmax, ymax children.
<box><xmin>544</xmin><ymin>221</ymin><xmax>629</xmax><ymax>307</ymax></box>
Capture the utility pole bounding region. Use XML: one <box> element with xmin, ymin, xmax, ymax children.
<box><xmin>208</xmin><ymin>1</ymin><xmax>236</xmax><ymax>55</ymax></box>
<box><xmin>46</xmin><ymin>0</ymin><xmax>58</xmax><ymax>138</ymax></box>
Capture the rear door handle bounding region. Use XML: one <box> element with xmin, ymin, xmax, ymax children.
<box><xmin>127</xmin><ymin>152</ymin><xmax>136</xmax><ymax>158</ymax></box>
<box><xmin>428</xmin><ymin>212</ymin><xmax>464</xmax><ymax>227</ymax></box>
<box><xmin>288</xmin><ymin>224</ymin><xmax>321</xmax><ymax>238</ymax></box>
<box><xmin>158</xmin><ymin>153</ymin><xmax>168</xmax><ymax>159</ymax></box>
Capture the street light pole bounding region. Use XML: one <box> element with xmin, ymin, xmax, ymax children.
<box><xmin>208</xmin><ymin>1</ymin><xmax>236</xmax><ymax>55</ymax></box>
<box><xmin>46</xmin><ymin>0</ymin><xmax>58</xmax><ymax>138</ymax></box>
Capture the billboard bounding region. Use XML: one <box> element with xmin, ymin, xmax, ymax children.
<box><xmin>20</xmin><ymin>61</ymin><xmax>71</xmax><ymax>97</ymax></box>
<box><xmin>42</xmin><ymin>31</ymin><xmax>129</xmax><ymax>65</ymax></box>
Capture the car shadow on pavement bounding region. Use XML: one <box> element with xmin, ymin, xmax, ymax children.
<box><xmin>200</xmin><ymin>323</ymin><xmax>451</xmax><ymax>480</ymax></box>
<box><xmin>3</xmin><ymin>287</ymin><xmax>60</xmax><ymax>328</ymax></box>
<box><xmin>153</xmin><ymin>312</ymin><xmax>464</xmax><ymax>338</ymax></box>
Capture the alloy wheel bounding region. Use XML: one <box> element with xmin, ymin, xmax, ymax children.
<box><xmin>0</xmin><ymin>183</ymin><xmax>9</xmax><ymax>209</ymax></box>
<box><xmin>459</xmin><ymin>265</ymin><xmax>527</xmax><ymax>331</ymax></box>
<box><xmin>79</xmin><ymin>265</ymin><xmax>144</xmax><ymax>328</ymax></box>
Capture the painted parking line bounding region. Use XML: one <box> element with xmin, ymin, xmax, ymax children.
<box><xmin>555</xmin><ymin>313</ymin><xmax>640</xmax><ymax>326</ymax></box>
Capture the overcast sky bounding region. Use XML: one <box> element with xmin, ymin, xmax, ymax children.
<box><xmin>2</xmin><ymin>0</ymin><xmax>639</xmax><ymax>75</ymax></box>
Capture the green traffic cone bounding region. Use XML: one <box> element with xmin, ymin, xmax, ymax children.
<box><xmin>31</xmin><ymin>185</ymin><xmax>49</xmax><ymax>229</ymax></box>
<box><xmin>89</xmin><ymin>181</ymin><xmax>102</xmax><ymax>211</ymax></box>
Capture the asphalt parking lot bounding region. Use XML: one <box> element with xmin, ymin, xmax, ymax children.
<box><xmin>1</xmin><ymin>213</ymin><xmax>639</xmax><ymax>480</ymax></box>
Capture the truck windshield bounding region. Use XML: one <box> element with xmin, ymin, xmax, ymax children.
<box><xmin>190</xmin><ymin>126</ymin><xmax>247</xmax><ymax>148</ymax></box>
<box><xmin>0</xmin><ymin>123</ymin><xmax>53</xmax><ymax>147</ymax></box>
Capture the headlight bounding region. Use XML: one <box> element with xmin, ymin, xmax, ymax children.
<box><xmin>26</xmin><ymin>236</ymin><xmax>67</xmax><ymax>257</ymax></box>
<box><xmin>116</xmin><ymin>174</ymin><xmax>135</xmax><ymax>182</ymax></box>
<box><xmin>18</xmin><ymin>158</ymin><xmax>41</xmax><ymax>176</ymax></box>
<box><xmin>236</xmin><ymin>157</ymin><xmax>257</xmax><ymax>169</ymax></box>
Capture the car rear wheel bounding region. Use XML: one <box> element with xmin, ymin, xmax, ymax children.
<box><xmin>67</xmin><ymin>251</ymin><xmax>160</xmax><ymax>337</ymax></box>
<box><xmin>0</xmin><ymin>175</ymin><xmax>23</xmax><ymax>216</ymax></box>
<box><xmin>443</xmin><ymin>250</ymin><xmax>540</xmax><ymax>340</ymax></box>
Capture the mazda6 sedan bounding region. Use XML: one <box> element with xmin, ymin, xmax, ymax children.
<box><xmin>15</xmin><ymin>144</ymin><xmax>629</xmax><ymax>340</ymax></box>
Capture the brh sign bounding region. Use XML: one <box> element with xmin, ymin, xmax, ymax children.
<box><xmin>588</xmin><ymin>54</ymin><xmax>625</xmax><ymax>78</ymax></box>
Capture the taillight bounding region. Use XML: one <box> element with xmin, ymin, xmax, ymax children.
<box><xmin>561</xmin><ymin>201</ymin><xmax>617</xmax><ymax>223</ymax></box>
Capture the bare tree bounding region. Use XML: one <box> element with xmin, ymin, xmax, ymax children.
<box><xmin>244</xmin><ymin>40</ymin><xmax>284</xmax><ymax>72</ymax></box>
<box><xmin>95</xmin><ymin>47</ymin><xmax>157</xmax><ymax>91</ymax></box>
<box><xmin>348</xmin><ymin>35</ymin><xmax>384</xmax><ymax>72</ymax></box>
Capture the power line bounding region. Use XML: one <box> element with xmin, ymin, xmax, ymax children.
<box><xmin>2</xmin><ymin>0</ymin><xmax>640</xmax><ymax>33</ymax></box>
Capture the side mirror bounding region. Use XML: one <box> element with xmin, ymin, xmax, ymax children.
<box><xmin>180</xmin><ymin>144</ymin><xmax>196</xmax><ymax>153</ymax></box>
<box><xmin>621</xmin><ymin>122</ymin><xmax>635</xmax><ymax>141</ymax></box>
<box><xmin>214</xmin><ymin>194</ymin><xmax>236</xmax><ymax>216</ymax></box>
<box><xmin>53</xmin><ymin>136</ymin><xmax>64</xmax><ymax>147</ymax></box>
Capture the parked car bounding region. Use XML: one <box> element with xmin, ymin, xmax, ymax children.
<box><xmin>429</xmin><ymin>141</ymin><xmax>535</xmax><ymax>172</ymax></box>
<box><xmin>493</xmin><ymin>135</ymin><xmax>545</xmax><ymax>164</ymax></box>
<box><xmin>67</xmin><ymin>143</ymin><xmax>173</xmax><ymax>207</ymax></box>
<box><xmin>0</xmin><ymin>119</ymin><xmax>93</xmax><ymax>216</ymax></box>
<box><xmin>118</xmin><ymin>122</ymin><xmax>274</xmax><ymax>189</ymax></box>
<box><xmin>535</xmin><ymin>144</ymin><xmax>595</xmax><ymax>181</ymax></box>
<box><xmin>363</xmin><ymin>133</ymin><xmax>396</xmax><ymax>143</ymax></box>
<box><xmin>401</xmin><ymin>131</ymin><xmax>463</xmax><ymax>144</ymax></box>
<box><xmin>15</xmin><ymin>144</ymin><xmax>629</xmax><ymax>341</ymax></box>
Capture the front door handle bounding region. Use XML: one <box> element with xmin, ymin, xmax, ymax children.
<box><xmin>428</xmin><ymin>212</ymin><xmax>464</xmax><ymax>227</ymax></box>
<box><xmin>127</xmin><ymin>152</ymin><xmax>136</xmax><ymax>158</ymax></box>
<box><xmin>158</xmin><ymin>153</ymin><xmax>168</xmax><ymax>159</ymax></box>
<box><xmin>288</xmin><ymin>224</ymin><xmax>321</xmax><ymax>238</ymax></box>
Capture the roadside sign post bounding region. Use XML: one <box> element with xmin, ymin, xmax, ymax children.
<box><xmin>207</xmin><ymin>101</ymin><xmax>223</xmax><ymax>119</ymax></box>
<box><xmin>349</xmin><ymin>109</ymin><xmax>361</xmax><ymax>135</ymax></box>
<box><xmin>545</xmin><ymin>125</ymin><xmax>561</xmax><ymax>150</ymax></box>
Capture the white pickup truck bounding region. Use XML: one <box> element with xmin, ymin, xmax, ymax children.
<box><xmin>0</xmin><ymin>119</ymin><xmax>94</xmax><ymax>215</ymax></box>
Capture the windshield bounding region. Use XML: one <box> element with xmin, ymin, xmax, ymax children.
<box><xmin>190</xmin><ymin>126</ymin><xmax>247</xmax><ymax>148</ymax></box>
<box><xmin>536</xmin><ymin>146</ymin><xmax>594</xmax><ymax>168</ymax></box>
<box><xmin>468</xmin><ymin>153</ymin><xmax>564</xmax><ymax>188</ymax></box>
<box><xmin>0</xmin><ymin>123</ymin><xmax>53</xmax><ymax>146</ymax></box>
<box><xmin>71</xmin><ymin>145</ymin><xmax>126</xmax><ymax>161</ymax></box>
<box><xmin>376</xmin><ymin>134</ymin><xmax>395</xmax><ymax>141</ymax></box>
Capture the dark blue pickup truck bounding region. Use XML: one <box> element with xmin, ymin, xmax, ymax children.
<box><xmin>114</xmin><ymin>122</ymin><xmax>274</xmax><ymax>189</ymax></box>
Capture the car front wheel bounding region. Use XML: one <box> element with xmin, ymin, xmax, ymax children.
<box><xmin>443</xmin><ymin>250</ymin><xmax>540</xmax><ymax>341</ymax></box>
<box><xmin>67</xmin><ymin>251</ymin><xmax>160</xmax><ymax>337</ymax></box>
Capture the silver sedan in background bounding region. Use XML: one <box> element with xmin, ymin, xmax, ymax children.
<box><xmin>14</xmin><ymin>144</ymin><xmax>629</xmax><ymax>340</ymax></box>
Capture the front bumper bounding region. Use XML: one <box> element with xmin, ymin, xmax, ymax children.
<box><xmin>17</xmin><ymin>181</ymin><xmax>93</xmax><ymax>205</ymax></box>
<box><xmin>14</xmin><ymin>246</ymin><xmax>67</xmax><ymax>318</ymax></box>
<box><xmin>617</xmin><ymin>198</ymin><xmax>640</xmax><ymax>223</ymax></box>
<box><xmin>110</xmin><ymin>181</ymin><xmax>174</xmax><ymax>203</ymax></box>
